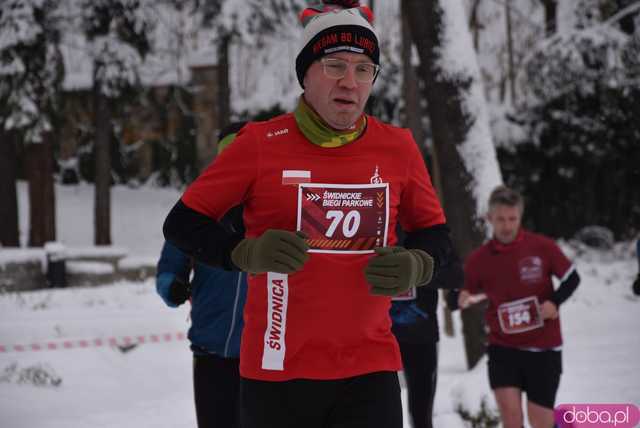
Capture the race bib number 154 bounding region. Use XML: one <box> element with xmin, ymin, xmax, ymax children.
<box><xmin>497</xmin><ymin>296</ymin><xmax>544</xmax><ymax>334</ymax></box>
<box><xmin>296</xmin><ymin>183</ymin><xmax>389</xmax><ymax>254</ymax></box>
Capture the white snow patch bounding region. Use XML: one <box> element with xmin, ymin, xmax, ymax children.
<box><xmin>66</xmin><ymin>262</ymin><xmax>114</xmax><ymax>275</ymax></box>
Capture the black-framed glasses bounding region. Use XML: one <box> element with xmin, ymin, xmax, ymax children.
<box><xmin>320</xmin><ymin>57</ymin><xmax>380</xmax><ymax>83</ymax></box>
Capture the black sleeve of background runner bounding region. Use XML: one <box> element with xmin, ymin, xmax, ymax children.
<box><xmin>551</xmin><ymin>270</ymin><xmax>580</xmax><ymax>306</ymax></box>
<box><xmin>429</xmin><ymin>247</ymin><xmax>464</xmax><ymax>290</ymax></box>
<box><xmin>163</xmin><ymin>200</ymin><xmax>244</xmax><ymax>271</ymax></box>
<box><xmin>404</xmin><ymin>224</ymin><xmax>463</xmax><ymax>289</ymax></box>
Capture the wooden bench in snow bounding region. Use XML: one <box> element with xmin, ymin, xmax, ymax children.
<box><xmin>0</xmin><ymin>249</ymin><xmax>46</xmax><ymax>292</ymax></box>
<box><xmin>65</xmin><ymin>247</ymin><xmax>128</xmax><ymax>269</ymax></box>
<box><xmin>0</xmin><ymin>246</ymin><xmax>157</xmax><ymax>291</ymax></box>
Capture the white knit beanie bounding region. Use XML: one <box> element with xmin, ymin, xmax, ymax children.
<box><xmin>295</xmin><ymin>3</ymin><xmax>379</xmax><ymax>88</ymax></box>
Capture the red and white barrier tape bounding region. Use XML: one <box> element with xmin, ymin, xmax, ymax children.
<box><xmin>0</xmin><ymin>332</ymin><xmax>187</xmax><ymax>353</ymax></box>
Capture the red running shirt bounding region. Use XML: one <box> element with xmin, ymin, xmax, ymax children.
<box><xmin>182</xmin><ymin>114</ymin><xmax>445</xmax><ymax>381</ymax></box>
<box><xmin>464</xmin><ymin>230</ymin><xmax>574</xmax><ymax>349</ymax></box>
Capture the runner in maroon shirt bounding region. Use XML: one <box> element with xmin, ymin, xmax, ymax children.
<box><xmin>459</xmin><ymin>186</ymin><xmax>580</xmax><ymax>428</ymax></box>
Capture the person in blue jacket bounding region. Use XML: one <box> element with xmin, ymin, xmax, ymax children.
<box><xmin>390</xmin><ymin>228</ymin><xmax>464</xmax><ymax>428</ymax></box>
<box><xmin>156</xmin><ymin>122</ymin><xmax>247</xmax><ymax>428</ymax></box>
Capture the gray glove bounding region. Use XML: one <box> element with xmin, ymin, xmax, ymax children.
<box><xmin>231</xmin><ymin>229</ymin><xmax>309</xmax><ymax>274</ymax></box>
<box><xmin>364</xmin><ymin>247</ymin><xmax>434</xmax><ymax>296</ymax></box>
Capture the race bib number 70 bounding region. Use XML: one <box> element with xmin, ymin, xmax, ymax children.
<box><xmin>296</xmin><ymin>183</ymin><xmax>389</xmax><ymax>254</ymax></box>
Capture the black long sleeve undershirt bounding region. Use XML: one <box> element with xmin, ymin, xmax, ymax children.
<box><xmin>404</xmin><ymin>224</ymin><xmax>463</xmax><ymax>290</ymax></box>
<box><xmin>551</xmin><ymin>269</ymin><xmax>580</xmax><ymax>306</ymax></box>
<box><xmin>163</xmin><ymin>200</ymin><xmax>243</xmax><ymax>271</ymax></box>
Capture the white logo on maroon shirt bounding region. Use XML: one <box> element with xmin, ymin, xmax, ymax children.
<box><xmin>519</xmin><ymin>256</ymin><xmax>543</xmax><ymax>284</ymax></box>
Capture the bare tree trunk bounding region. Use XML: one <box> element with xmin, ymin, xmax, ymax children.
<box><xmin>400</xmin><ymin>1</ymin><xmax>427</xmax><ymax>154</ymax></box>
<box><xmin>505</xmin><ymin>0</ymin><xmax>517</xmax><ymax>106</ymax></box>
<box><xmin>400</xmin><ymin>0</ymin><xmax>444</xmax><ymax>199</ymax></box>
<box><xmin>94</xmin><ymin>87</ymin><xmax>112</xmax><ymax>246</ymax></box>
<box><xmin>217</xmin><ymin>34</ymin><xmax>231</xmax><ymax>131</ymax></box>
<box><xmin>401</xmin><ymin>0</ymin><xmax>453</xmax><ymax>338</ymax></box>
<box><xmin>442</xmin><ymin>292</ymin><xmax>455</xmax><ymax>337</ymax></box>
<box><xmin>615</xmin><ymin>0</ymin><xmax>636</xmax><ymax>34</ymax></box>
<box><xmin>0</xmin><ymin>130</ymin><xmax>20</xmax><ymax>247</ymax></box>
<box><xmin>403</xmin><ymin>0</ymin><xmax>498</xmax><ymax>368</ymax></box>
<box><xmin>541</xmin><ymin>0</ymin><xmax>558</xmax><ymax>35</ymax></box>
<box><xmin>193</xmin><ymin>65</ymin><xmax>218</xmax><ymax>171</ymax></box>
<box><xmin>26</xmin><ymin>133</ymin><xmax>56</xmax><ymax>247</ymax></box>
<box><xmin>468</xmin><ymin>0</ymin><xmax>483</xmax><ymax>50</ymax></box>
<box><xmin>403</xmin><ymin>0</ymin><xmax>488</xmax><ymax>258</ymax></box>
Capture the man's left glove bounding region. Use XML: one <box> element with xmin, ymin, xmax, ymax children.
<box><xmin>633</xmin><ymin>273</ymin><xmax>640</xmax><ymax>296</ymax></box>
<box><xmin>364</xmin><ymin>247</ymin><xmax>434</xmax><ymax>296</ymax></box>
<box><xmin>168</xmin><ymin>276</ymin><xmax>191</xmax><ymax>306</ymax></box>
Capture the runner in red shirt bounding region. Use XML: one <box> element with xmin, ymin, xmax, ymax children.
<box><xmin>459</xmin><ymin>186</ymin><xmax>580</xmax><ymax>428</ymax></box>
<box><xmin>163</xmin><ymin>2</ymin><xmax>457</xmax><ymax>427</ymax></box>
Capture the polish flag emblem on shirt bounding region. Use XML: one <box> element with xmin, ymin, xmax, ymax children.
<box><xmin>282</xmin><ymin>170</ymin><xmax>311</xmax><ymax>186</ymax></box>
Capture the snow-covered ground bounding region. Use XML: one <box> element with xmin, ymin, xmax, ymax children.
<box><xmin>1</xmin><ymin>182</ymin><xmax>638</xmax><ymax>428</ymax></box>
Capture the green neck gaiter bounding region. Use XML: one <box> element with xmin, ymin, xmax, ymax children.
<box><xmin>294</xmin><ymin>97</ymin><xmax>366</xmax><ymax>148</ymax></box>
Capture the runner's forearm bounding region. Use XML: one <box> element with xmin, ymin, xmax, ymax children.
<box><xmin>551</xmin><ymin>270</ymin><xmax>580</xmax><ymax>306</ymax></box>
<box><xmin>163</xmin><ymin>200</ymin><xmax>243</xmax><ymax>271</ymax></box>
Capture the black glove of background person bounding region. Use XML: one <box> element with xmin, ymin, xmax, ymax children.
<box><xmin>168</xmin><ymin>276</ymin><xmax>191</xmax><ymax>306</ymax></box>
<box><xmin>365</xmin><ymin>247</ymin><xmax>434</xmax><ymax>296</ymax></box>
<box><xmin>231</xmin><ymin>229</ymin><xmax>310</xmax><ymax>274</ymax></box>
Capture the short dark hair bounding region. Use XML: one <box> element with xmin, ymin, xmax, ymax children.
<box><xmin>488</xmin><ymin>185</ymin><xmax>524</xmax><ymax>211</ymax></box>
